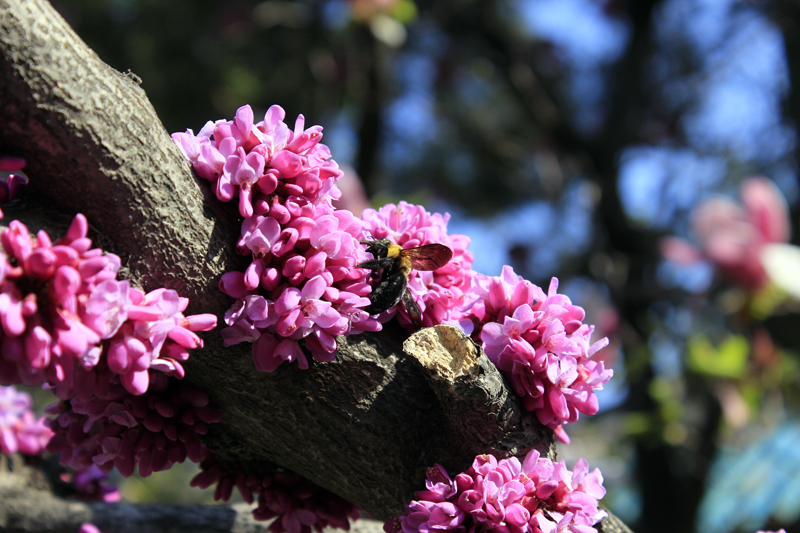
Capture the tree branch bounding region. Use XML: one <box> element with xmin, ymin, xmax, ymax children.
<box><xmin>0</xmin><ymin>454</ymin><xmax>378</xmax><ymax>533</ymax></box>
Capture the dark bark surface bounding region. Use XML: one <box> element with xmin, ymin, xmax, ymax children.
<box><xmin>191</xmin><ymin>324</ymin><xmax>553</xmax><ymax>519</ymax></box>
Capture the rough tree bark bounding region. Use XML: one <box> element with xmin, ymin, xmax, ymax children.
<box><xmin>0</xmin><ymin>1</ymin><xmax>632</xmax><ymax>532</ymax></box>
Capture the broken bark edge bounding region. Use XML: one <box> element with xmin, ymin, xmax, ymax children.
<box><xmin>403</xmin><ymin>325</ymin><xmax>556</xmax><ymax>462</ymax></box>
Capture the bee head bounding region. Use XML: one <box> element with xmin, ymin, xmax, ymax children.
<box><xmin>359</xmin><ymin>238</ymin><xmax>392</xmax><ymax>259</ymax></box>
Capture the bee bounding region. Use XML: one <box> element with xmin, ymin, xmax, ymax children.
<box><xmin>357</xmin><ymin>238</ymin><xmax>453</xmax><ymax>328</ymax></box>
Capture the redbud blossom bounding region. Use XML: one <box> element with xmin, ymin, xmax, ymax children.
<box><xmin>0</xmin><ymin>385</ymin><xmax>53</xmax><ymax>455</ymax></box>
<box><xmin>192</xmin><ymin>454</ymin><xmax>361</xmax><ymax>532</ymax></box>
<box><xmin>176</xmin><ymin>105</ymin><xmax>378</xmax><ymax>371</ymax></box>
<box><xmin>0</xmin><ymin>214</ymin><xmax>217</xmax><ymax>397</ymax></box>
<box><xmin>470</xmin><ymin>269</ymin><xmax>612</xmax><ymax>434</ymax></box>
<box><xmin>0</xmin><ymin>147</ymin><xmax>27</xmax><ymax>209</ymax></box>
<box><xmin>63</xmin><ymin>464</ymin><xmax>121</xmax><ymax>503</ymax></box>
<box><xmin>46</xmin><ymin>374</ymin><xmax>220</xmax><ymax>478</ymax></box>
<box><xmin>387</xmin><ymin>450</ymin><xmax>607</xmax><ymax>533</ymax></box>
<box><xmin>661</xmin><ymin>177</ymin><xmax>790</xmax><ymax>290</ymax></box>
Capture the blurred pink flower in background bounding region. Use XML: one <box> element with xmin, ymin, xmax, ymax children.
<box><xmin>351</xmin><ymin>0</ymin><xmax>402</xmax><ymax>19</ymax></box>
<box><xmin>0</xmin><ymin>385</ymin><xmax>53</xmax><ymax>455</ymax></box>
<box><xmin>661</xmin><ymin>177</ymin><xmax>790</xmax><ymax>290</ymax></box>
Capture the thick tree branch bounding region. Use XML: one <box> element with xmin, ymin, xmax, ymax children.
<box><xmin>193</xmin><ymin>324</ymin><xmax>552</xmax><ymax>520</ymax></box>
<box><xmin>0</xmin><ymin>454</ymin><xmax>387</xmax><ymax>533</ymax></box>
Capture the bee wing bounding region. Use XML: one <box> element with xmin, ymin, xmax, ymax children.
<box><xmin>404</xmin><ymin>244</ymin><xmax>453</xmax><ymax>271</ymax></box>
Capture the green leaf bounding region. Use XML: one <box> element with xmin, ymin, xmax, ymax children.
<box><xmin>687</xmin><ymin>334</ymin><xmax>749</xmax><ymax>379</ymax></box>
<box><xmin>391</xmin><ymin>0</ymin><xmax>418</xmax><ymax>24</ymax></box>
<box><xmin>623</xmin><ymin>412</ymin><xmax>653</xmax><ymax>436</ymax></box>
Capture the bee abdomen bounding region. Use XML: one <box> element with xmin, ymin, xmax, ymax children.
<box><xmin>364</xmin><ymin>270</ymin><xmax>408</xmax><ymax>314</ymax></box>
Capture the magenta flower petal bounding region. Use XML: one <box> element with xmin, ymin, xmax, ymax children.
<box><xmin>253</xmin><ymin>333</ymin><xmax>281</xmax><ymax>372</ymax></box>
<box><xmin>274</xmin><ymin>288</ymin><xmax>302</xmax><ymax>315</ymax></box>
<box><xmin>219</xmin><ymin>272</ymin><xmax>251</xmax><ymax>299</ymax></box>
<box><xmin>182</xmin><ymin>313</ymin><xmax>218</xmax><ymax>331</ymax></box>
<box><xmin>121</xmin><ymin>369</ymin><xmax>150</xmax><ymax>396</ymax></box>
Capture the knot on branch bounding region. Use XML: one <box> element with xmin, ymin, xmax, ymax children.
<box><xmin>403</xmin><ymin>325</ymin><xmax>482</xmax><ymax>380</ymax></box>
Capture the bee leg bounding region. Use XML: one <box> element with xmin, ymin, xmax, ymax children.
<box><xmin>401</xmin><ymin>289</ymin><xmax>423</xmax><ymax>329</ymax></box>
<box><xmin>356</xmin><ymin>258</ymin><xmax>395</xmax><ymax>270</ymax></box>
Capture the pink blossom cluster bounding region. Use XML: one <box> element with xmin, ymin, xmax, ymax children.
<box><xmin>0</xmin><ymin>384</ymin><xmax>53</xmax><ymax>455</ymax></box>
<box><xmin>60</xmin><ymin>464</ymin><xmax>122</xmax><ymax>503</ymax></box>
<box><xmin>0</xmin><ymin>214</ymin><xmax>216</xmax><ymax>396</ymax></box>
<box><xmin>191</xmin><ymin>455</ymin><xmax>360</xmax><ymax>533</ymax></box>
<box><xmin>172</xmin><ymin>105</ymin><xmax>343</xmax><ymax>218</ymax></box>
<box><xmin>460</xmin><ymin>266</ymin><xmax>611</xmax><ymax>439</ymax></box>
<box><xmin>46</xmin><ymin>372</ymin><xmax>221</xmax><ymax>478</ymax></box>
<box><xmin>172</xmin><ymin>106</ymin><xmax>610</xmax><ymax>436</ymax></box>
<box><xmin>661</xmin><ymin>177</ymin><xmax>790</xmax><ymax>289</ymax></box>
<box><xmin>0</xmin><ymin>385</ymin><xmax>120</xmax><ymax>502</ymax></box>
<box><xmin>356</xmin><ymin>204</ymin><xmax>609</xmax><ymax>436</ymax></box>
<box><xmin>386</xmin><ymin>450</ymin><xmax>606</xmax><ymax>533</ymax></box>
<box><xmin>173</xmin><ymin>105</ymin><xmax>381</xmax><ymax>372</ymax></box>
<box><xmin>360</xmin><ymin>202</ymin><xmax>474</xmax><ymax>328</ymax></box>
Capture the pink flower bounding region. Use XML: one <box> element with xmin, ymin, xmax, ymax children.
<box><xmin>469</xmin><ymin>266</ymin><xmax>540</xmax><ymax>326</ymax></box>
<box><xmin>46</xmin><ymin>375</ymin><xmax>220</xmax><ymax>478</ymax></box>
<box><xmin>0</xmin><ymin>147</ymin><xmax>27</xmax><ymax>205</ymax></box>
<box><xmin>193</xmin><ymin>455</ymin><xmax>361</xmax><ymax>531</ymax></box>
<box><xmin>309</xmin><ymin>214</ymin><xmax>359</xmax><ymax>261</ymax></box>
<box><xmin>68</xmin><ymin>464</ymin><xmax>121</xmax><ymax>503</ymax></box>
<box><xmin>0</xmin><ymin>173</ymin><xmax>28</xmax><ymax>204</ymax></box>
<box><xmin>0</xmin><ymin>385</ymin><xmax>53</xmax><ymax>456</ymax></box>
<box><xmin>661</xmin><ymin>177</ymin><xmax>790</xmax><ymax>289</ymax></box>
<box><xmin>81</xmin><ymin>280</ymin><xmax>131</xmax><ymax>339</ymax></box>
<box><xmin>469</xmin><ymin>271</ymin><xmax>611</xmax><ymax>432</ymax></box>
<box><xmin>387</xmin><ymin>451</ymin><xmax>606</xmax><ymax>533</ymax></box>
<box><xmin>239</xmin><ymin>216</ymin><xmax>282</xmax><ymax>257</ymax></box>
<box><xmin>13</xmin><ymin>411</ymin><xmax>54</xmax><ymax>454</ymax></box>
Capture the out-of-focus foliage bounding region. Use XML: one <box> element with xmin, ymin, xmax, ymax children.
<box><xmin>42</xmin><ymin>0</ymin><xmax>800</xmax><ymax>532</ymax></box>
<box><xmin>688</xmin><ymin>334</ymin><xmax>750</xmax><ymax>379</ymax></box>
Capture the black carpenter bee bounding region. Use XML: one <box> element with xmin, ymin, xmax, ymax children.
<box><xmin>357</xmin><ymin>238</ymin><xmax>453</xmax><ymax>327</ymax></box>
